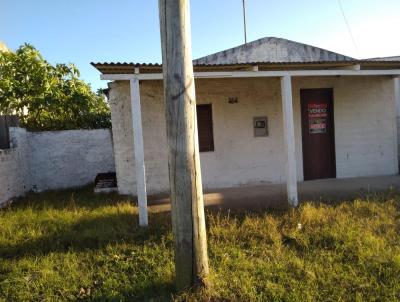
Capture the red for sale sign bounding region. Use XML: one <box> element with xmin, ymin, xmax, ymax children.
<box><xmin>308</xmin><ymin>103</ymin><xmax>327</xmax><ymax>134</ymax></box>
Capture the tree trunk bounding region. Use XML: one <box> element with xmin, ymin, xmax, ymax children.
<box><xmin>158</xmin><ymin>0</ymin><xmax>209</xmax><ymax>292</ymax></box>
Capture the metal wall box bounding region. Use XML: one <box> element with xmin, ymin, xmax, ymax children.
<box><xmin>253</xmin><ymin>116</ymin><xmax>268</xmax><ymax>137</ymax></box>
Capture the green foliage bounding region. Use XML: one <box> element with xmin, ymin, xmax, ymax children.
<box><xmin>1</xmin><ymin>189</ymin><xmax>400</xmax><ymax>301</ymax></box>
<box><xmin>0</xmin><ymin>44</ymin><xmax>110</xmax><ymax>130</ymax></box>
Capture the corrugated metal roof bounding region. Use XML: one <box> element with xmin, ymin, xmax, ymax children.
<box><xmin>91</xmin><ymin>62</ymin><xmax>162</xmax><ymax>67</ymax></box>
<box><xmin>91</xmin><ymin>60</ymin><xmax>400</xmax><ymax>75</ymax></box>
<box><xmin>193</xmin><ymin>37</ymin><xmax>355</xmax><ymax>65</ymax></box>
<box><xmin>92</xmin><ymin>37</ymin><xmax>400</xmax><ymax>75</ymax></box>
<box><xmin>92</xmin><ymin>60</ymin><xmax>400</xmax><ymax>67</ymax></box>
<box><xmin>368</xmin><ymin>56</ymin><xmax>400</xmax><ymax>62</ymax></box>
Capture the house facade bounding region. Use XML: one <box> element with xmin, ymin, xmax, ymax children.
<box><xmin>93</xmin><ymin>37</ymin><xmax>400</xmax><ymax>206</ymax></box>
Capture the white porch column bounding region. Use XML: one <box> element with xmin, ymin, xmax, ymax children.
<box><xmin>394</xmin><ymin>77</ymin><xmax>400</xmax><ymax>172</ymax></box>
<box><xmin>280</xmin><ymin>75</ymin><xmax>298</xmax><ymax>207</ymax></box>
<box><xmin>130</xmin><ymin>77</ymin><xmax>148</xmax><ymax>226</ymax></box>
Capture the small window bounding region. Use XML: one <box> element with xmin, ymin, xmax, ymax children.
<box><xmin>196</xmin><ymin>104</ymin><xmax>214</xmax><ymax>152</ymax></box>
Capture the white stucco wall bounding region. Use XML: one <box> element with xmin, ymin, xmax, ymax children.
<box><xmin>109</xmin><ymin>78</ymin><xmax>288</xmax><ymax>196</ymax></box>
<box><xmin>0</xmin><ymin>128</ymin><xmax>115</xmax><ymax>205</ymax></box>
<box><xmin>0</xmin><ymin>128</ymin><xmax>31</xmax><ymax>205</ymax></box>
<box><xmin>293</xmin><ymin>77</ymin><xmax>398</xmax><ymax>178</ymax></box>
<box><xmin>109</xmin><ymin>76</ymin><xmax>398</xmax><ymax>196</ymax></box>
<box><xmin>29</xmin><ymin>129</ymin><xmax>115</xmax><ymax>192</ymax></box>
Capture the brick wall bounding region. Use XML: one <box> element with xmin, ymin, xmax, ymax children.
<box><xmin>0</xmin><ymin>128</ymin><xmax>115</xmax><ymax>205</ymax></box>
<box><xmin>293</xmin><ymin>76</ymin><xmax>398</xmax><ymax>179</ymax></box>
<box><xmin>109</xmin><ymin>76</ymin><xmax>399</xmax><ymax>196</ymax></box>
<box><xmin>29</xmin><ymin>129</ymin><xmax>115</xmax><ymax>192</ymax></box>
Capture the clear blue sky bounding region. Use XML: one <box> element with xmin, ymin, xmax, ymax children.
<box><xmin>1</xmin><ymin>0</ymin><xmax>400</xmax><ymax>90</ymax></box>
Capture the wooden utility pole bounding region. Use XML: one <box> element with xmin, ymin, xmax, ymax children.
<box><xmin>242</xmin><ymin>0</ymin><xmax>247</xmax><ymax>44</ymax></box>
<box><xmin>158</xmin><ymin>0</ymin><xmax>209</xmax><ymax>291</ymax></box>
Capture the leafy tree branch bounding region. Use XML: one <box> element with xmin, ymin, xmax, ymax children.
<box><xmin>0</xmin><ymin>44</ymin><xmax>111</xmax><ymax>130</ymax></box>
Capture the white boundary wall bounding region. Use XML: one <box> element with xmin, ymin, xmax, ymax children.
<box><xmin>0</xmin><ymin>128</ymin><xmax>31</xmax><ymax>205</ymax></box>
<box><xmin>0</xmin><ymin>128</ymin><xmax>115</xmax><ymax>205</ymax></box>
<box><xmin>29</xmin><ymin>129</ymin><xmax>115</xmax><ymax>192</ymax></box>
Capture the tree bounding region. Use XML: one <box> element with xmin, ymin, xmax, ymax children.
<box><xmin>0</xmin><ymin>44</ymin><xmax>110</xmax><ymax>130</ymax></box>
<box><xmin>159</xmin><ymin>0</ymin><xmax>209</xmax><ymax>291</ymax></box>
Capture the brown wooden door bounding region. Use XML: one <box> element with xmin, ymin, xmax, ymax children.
<box><xmin>300</xmin><ymin>88</ymin><xmax>336</xmax><ymax>180</ymax></box>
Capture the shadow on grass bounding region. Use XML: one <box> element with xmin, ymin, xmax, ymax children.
<box><xmin>0</xmin><ymin>187</ymin><xmax>179</xmax><ymax>300</ymax></box>
<box><xmin>3</xmin><ymin>185</ymin><xmax>398</xmax><ymax>257</ymax></box>
<box><xmin>5</xmin><ymin>184</ymin><xmax>131</xmax><ymax>211</ymax></box>
<box><xmin>91</xmin><ymin>281</ymin><xmax>176</xmax><ymax>302</ymax></box>
<box><xmin>4</xmin><ymin>186</ymin><xmax>397</xmax><ymax>259</ymax></box>
<box><xmin>2</xmin><ymin>186</ymin><xmax>400</xmax><ymax>301</ymax></box>
<box><xmin>0</xmin><ymin>210</ymin><xmax>172</xmax><ymax>259</ymax></box>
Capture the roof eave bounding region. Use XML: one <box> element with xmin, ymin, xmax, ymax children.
<box><xmin>91</xmin><ymin>60</ymin><xmax>400</xmax><ymax>75</ymax></box>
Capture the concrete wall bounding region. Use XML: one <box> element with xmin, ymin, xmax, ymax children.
<box><xmin>29</xmin><ymin>129</ymin><xmax>115</xmax><ymax>192</ymax></box>
<box><xmin>109</xmin><ymin>76</ymin><xmax>398</xmax><ymax>196</ymax></box>
<box><xmin>0</xmin><ymin>128</ymin><xmax>31</xmax><ymax>205</ymax></box>
<box><xmin>0</xmin><ymin>128</ymin><xmax>115</xmax><ymax>205</ymax></box>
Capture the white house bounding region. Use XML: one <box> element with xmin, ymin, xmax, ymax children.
<box><xmin>92</xmin><ymin>37</ymin><xmax>400</xmax><ymax>211</ymax></box>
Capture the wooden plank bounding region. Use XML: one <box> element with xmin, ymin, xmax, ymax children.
<box><xmin>0</xmin><ymin>116</ymin><xmax>9</xmax><ymax>149</ymax></box>
<box><xmin>281</xmin><ymin>75</ymin><xmax>298</xmax><ymax>207</ymax></box>
<box><xmin>330</xmin><ymin>64</ymin><xmax>361</xmax><ymax>70</ymax></box>
<box><xmin>101</xmin><ymin>74</ymin><xmax>135</xmax><ymax>81</ymax></box>
<box><xmin>0</xmin><ymin>115</ymin><xmax>19</xmax><ymax>149</ymax></box>
<box><xmin>130</xmin><ymin>78</ymin><xmax>148</xmax><ymax>227</ymax></box>
<box><xmin>7</xmin><ymin>115</ymin><xmax>19</xmax><ymax>127</ymax></box>
<box><xmin>159</xmin><ymin>0</ymin><xmax>209</xmax><ymax>291</ymax></box>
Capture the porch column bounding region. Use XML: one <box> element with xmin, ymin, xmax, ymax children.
<box><xmin>130</xmin><ymin>77</ymin><xmax>148</xmax><ymax>226</ymax></box>
<box><xmin>280</xmin><ymin>75</ymin><xmax>298</xmax><ymax>207</ymax></box>
<box><xmin>395</xmin><ymin>77</ymin><xmax>400</xmax><ymax>172</ymax></box>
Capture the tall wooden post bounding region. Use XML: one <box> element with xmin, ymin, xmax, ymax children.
<box><xmin>158</xmin><ymin>0</ymin><xmax>209</xmax><ymax>291</ymax></box>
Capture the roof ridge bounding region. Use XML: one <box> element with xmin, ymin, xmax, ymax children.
<box><xmin>193</xmin><ymin>36</ymin><xmax>354</xmax><ymax>64</ymax></box>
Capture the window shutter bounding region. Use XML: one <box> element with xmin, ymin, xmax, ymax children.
<box><xmin>196</xmin><ymin>104</ymin><xmax>214</xmax><ymax>152</ymax></box>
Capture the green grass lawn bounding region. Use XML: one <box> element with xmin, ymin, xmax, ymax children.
<box><xmin>1</xmin><ymin>187</ymin><xmax>400</xmax><ymax>301</ymax></box>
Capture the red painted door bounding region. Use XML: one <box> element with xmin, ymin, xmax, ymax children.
<box><xmin>300</xmin><ymin>88</ymin><xmax>336</xmax><ymax>180</ymax></box>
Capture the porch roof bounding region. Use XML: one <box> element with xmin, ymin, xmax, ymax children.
<box><xmin>92</xmin><ymin>60</ymin><xmax>400</xmax><ymax>75</ymax></box>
